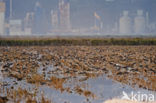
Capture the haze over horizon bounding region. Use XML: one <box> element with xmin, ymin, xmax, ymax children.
<box><xmin>4</xmin><ymin>0</ymin><xmax>156</xmax><ymax>29</ymax></box>
<box><xmin>0</xmin><ymin>0</ymin><xmax>155</xmax><ymax>36</ymax></box>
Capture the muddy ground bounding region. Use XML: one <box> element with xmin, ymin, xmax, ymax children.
<box><xmin>0</xmin><ymin>46</ymin><xmax>156</xmax><ymax>103</ymax></box>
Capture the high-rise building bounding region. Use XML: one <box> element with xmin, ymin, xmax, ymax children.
<box><xmin>0</xmin><ymin>1</ymin><xmax>5</xmax><ymax>35</ymax></box>
<box><xmin>134</xmin><ymin>10</ymin><xmax>146</xmax><ymax>34</ymax></box>
<box><xmin>9</xmin><ymin>19</ymin><xmax>22</xmax><ymax>36</ymax></box>
<box><xmin>33</xmin><ymin>2</ymin><xmax>45</xmax><ymax>34</ymax></box>
<box><xmin>51</xmin><ymin>10</ymin><xmax>59</xmax><ymax>30</ymax></box>
<box><xmin>119</xmin><ymin>11</ymin><xmax>132</xmax><ymax>34</ymax></box>
<box><xmin>2</xmin><ymin>0</ymin><xmax>10</xmax><ymax>21</ymax></box>
<box><xmin>59</xmin><ymin>0</ymin><xmax>71</xmax><ymax>31</ymax></box>
<box><xmin>24</xmin><ymin>12</ymin><xmax>34</xmax><ymax>35</ymax></box>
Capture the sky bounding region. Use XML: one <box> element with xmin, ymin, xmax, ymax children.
<box><xmin>3</xmin><ymin>0</ymin><xmax>156</xmax><ymax>29</ymax></box>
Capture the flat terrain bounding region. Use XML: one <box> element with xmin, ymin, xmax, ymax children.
<box><xmin>0</xmin><ymin>46</ymin><xmax>156</xmax><ymax>103</ymax></box>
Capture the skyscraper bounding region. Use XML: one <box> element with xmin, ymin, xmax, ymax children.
<box><xmin>24</xmin><ymin>12</ymin><xmax>34</xmax><ymax>28</ymax></box>
<box><xmin>0</xmin><ymin>1</ymin><xmax>5</xmax><ymax>35</ymax></box>
<box><xmin>24</xmin><ymin>12</ymin><xmax>34</xmax><ymax>35</ymax></box>
<box><xmin>33</xmin><ymin>2</ymin><xmax>45</xmax><ymax>34</ymax></box>
<box><xmin>51</xmin><ymin>10</ymin><xmax>59</xmax><ymax>30</ymax></box>
<box><xmin>59</xmin><ymin>0</ymin><xmax>71</xmax><ymax>31</ymax></box>
<box><xmin>2</xmin><ymin>0</ymin><xmax>10</xmax><ymax>20</ymax></box>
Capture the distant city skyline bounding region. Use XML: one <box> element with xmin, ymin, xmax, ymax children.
<box><xmin>3</xmin><ymin>0</ymin><xmax>156</xmax><ymax>29</ymax></box>
<box><xmin>0</xmin><ymin>0</ymin><xmax>156</xmax><ymax>36</ymax></box>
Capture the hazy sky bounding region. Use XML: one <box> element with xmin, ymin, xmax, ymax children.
<box><xmin>4</xmin><ymin>0</ymin><xmax>156</xmax><ymax>28</ymax></box>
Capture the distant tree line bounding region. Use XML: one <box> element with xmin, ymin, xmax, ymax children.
<box><xmin>0</xmin><ymin>38</ymin><xmax>156</xmax><ymax>46</ymax></box>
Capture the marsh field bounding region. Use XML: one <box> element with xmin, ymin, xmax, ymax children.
<box><xmin>0</xmin><ymin>38</ymin><xmax>156</xmax><ymax>103</ymax></box>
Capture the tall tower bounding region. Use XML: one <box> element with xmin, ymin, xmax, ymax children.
<box><xmin>119</xmin><ymin>11</ymin><xmax>132</xmax><ymax>34</ymax></box>
<box><xmin>59</xmin><ymin>0</ymin><xmax>71</xmax><ymax>31</ymax></box>
<box><xmin>51</xmin><ymin>10</ymin><xmax>59</xmax><ymax>30</ymax></box>
<box><xmin>33</xmin><ymin>1</ymin><xmax>45</xmax><ymax>34</ymax></box>
<box><xmin>134</xmin><ymin>10</ymin><xmax>146</xmax><ymax>34</ymax></box>
<box><xmin>24</xmin><ymin>12</ymin><xmax>34</xmax><ymax>28</ymax></box>
<box><xmin>146</xmin><ymin>12</ymin><xmax>149</xmax><ymax>32</ymax></box>
<box><xmin>0</xmin><ymin>1</ymin><xmax>5</xmax><ymax>35</ymax></box>
<box><xmin>24</xmin><ymin>12</ymin><xmax>34</xmax><ymax>35</ymax></box>
<box><xmin>10</xmin><ymin>0</ymin><xmax>12</xmax><ymax>19</ymax></box>
<box><xmin>2</xmin><ymin>0</ymin><xmax>11</xmax><ymax>20</ymax></box>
